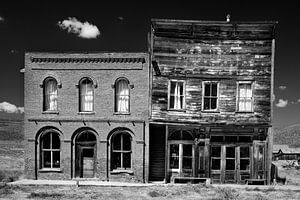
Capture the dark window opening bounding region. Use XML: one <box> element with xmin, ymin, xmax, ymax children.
<box><xmin>111</xmin><ymin>132</ymin><xmax>132</xmax><ymax>170</ymax></box>
<box><xmin>40</xmin><ymin>131</ymin><xmax>60</xmax><ymax>169</ymax></box>
<box><xmin>203</xmin><ymin>82</ymin><xmax>218</xmax><ymax>110</ymax></box>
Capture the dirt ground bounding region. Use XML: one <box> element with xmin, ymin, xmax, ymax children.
<box><xmin>1</xmin><ymin>184</ymin><xmax>300</xmax><ymax>200</ymax></box>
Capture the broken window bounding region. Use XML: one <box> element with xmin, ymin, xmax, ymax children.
<box><xmin>225</xmin><ymin>146</ymin><xmax>235</xmax><ymax>170</ymax></box>
<box><xmin>111</xmin><ymin>132</ymin><xmax>132</xmax><ymax>170</ymax></box>
<box><xmin>211</xmin><ymin>146</ymin><xmax>221</xmax><ymax>170</ymax></box>
<box><xmin>203</xmin><ymin>82</ymin><xmax>218</xmax><ymax>111</ymax></box>
<box><xmin>169</xmin><ymin>80</ymin><xmax>185</xmax><ymax>110</ymax></box>
<box><xmin>40</xmin><ymin>131</ymin><xmax>60</xmax><ymax>169</ymax></box>
<box><xmin>43</xmin><ymin>77</ymin><xmax>58</xmax><ymax>111</ymax></box>
<box><xmin>115</xmin><ymin>78</ymin><xmax>130</xmax><ymax>113</ymax></box>
<box><xmin>240</xmin><ymin>146</ymin><xmax>250</xmax><ymax>171</ymax></box>
<box><xmin>237</xmin><ymin>82</ymin><xmax>253</xmax><ymax>112</ymax></box>
<box><xmin>79</xmin><ymin>78</ymin><xmax>94</xmax><ymax>112</ymax></box>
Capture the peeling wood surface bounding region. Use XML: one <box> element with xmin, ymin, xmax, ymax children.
<box><xmin>151</xmin><ymin>22</ymin><xmax>274</xmax><ymax>125</ymax></box>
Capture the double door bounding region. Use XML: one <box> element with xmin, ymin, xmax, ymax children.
<box><xmin>211</xmin><ymin>145</ymin><xmax>251</xmax><ymax>184</ymax></box>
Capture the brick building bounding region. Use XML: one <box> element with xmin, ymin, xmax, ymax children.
<box><xmin>24</xmin><ymin>52</ymin><xmax>149</xmax><ymax>182</ymax></box>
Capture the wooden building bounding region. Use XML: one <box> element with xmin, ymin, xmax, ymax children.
<box><xmin>148</xmin><ymin>19</ymin><xmax>276</xmax><ymax>184</ymax></box>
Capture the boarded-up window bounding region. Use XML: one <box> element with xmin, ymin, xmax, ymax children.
<box><xmin>43</xmin><ymin>78</ymin><xmax>58</xmax><ymax>111</ymax></box>
<box><xmin>111</xmin><ymin>132</ymin><xmax>132</xmax><ymax>170</ymax></box>
<box><xmin>79</xmin><ymin>78</ymin><xmax>94</xmax><ymax>112</ymax></box>
<box><xmin>203</xmin><ymin>82</ymin><xmax>218</xmax><ymax>111</ymax></box>
<box><xmin>169</xmin><ymin>81</ymin><xmax>185</xmax><ymax>110</ymax></box>
<box><xmin>237</xmin><ymin>82</ymin><xmax>253</xmax><ymax>112</ymax></box>
<box><xmin>115</xmin><ymin>78</ymin><xmax>130</xmax><ymax>113</ymax></box>
<box><xmin>40</xmin><ymin>131</ymin><xmax>60</xmax><ymax>169</ymax></box>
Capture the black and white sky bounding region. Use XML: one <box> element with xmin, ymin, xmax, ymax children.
<box><xmin>0</xmin><ymin>1</ymin><xmax>299</xmax><ymax>128</ymax></box>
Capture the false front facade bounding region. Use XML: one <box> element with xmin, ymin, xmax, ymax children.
<box><xmin>148</xmin><ymin>19</ymin><xmax>276</xmax><ymax>184</ymax></box>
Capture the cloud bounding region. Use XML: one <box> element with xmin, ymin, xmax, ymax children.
<box><xmin>0</xmin><ymin>102</ymin><xmax>24</xmax><ymax>113</ymax></box>
<box><xmin>118</xmin><ymin>16</ymin><xmax>124</xmax><ymax>21</ymax></box>
<box><xmin>278</xmin><ymin>85</ymin><xmax>287</xmax><ymax>90</ymax></box>
<box><xmin>58</xmin><ymin>17</ymin><xmax>100</xmax><ymax>39</ymax></box>
<box><xmin>0</xmin><ymin>16</ymin><xmax>4</xmax><ymax>21</ymax></box>
<box><xmin>275</xmin><ymin>99</ymin><xmax>288</xmax><ymax>108</ymax></box>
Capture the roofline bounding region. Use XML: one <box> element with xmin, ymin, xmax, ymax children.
<box><xmin>151</xmin><ymin>18</ymin><xmax>278</xmax><ymax>25</ymax></box>
<box><xmin>25</xmin><ymin>51</ymin><xmax>148</xmax><ymax>54</ymax></box>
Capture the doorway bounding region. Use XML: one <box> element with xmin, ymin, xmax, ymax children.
<box><xmin>74</xmin><ymin>131</ymin><xmax>97</xmax><ymax>178</ymax></box>
<box><xmin>211</xmin><ymin>145</ymin><xmax>251</xmax><ymax>184</ymax></box>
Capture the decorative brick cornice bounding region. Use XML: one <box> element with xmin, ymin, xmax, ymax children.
<box><xmin>30</xmin><ymin>57</ymin><xmax>146</xmax><ymax>64</ymax></box>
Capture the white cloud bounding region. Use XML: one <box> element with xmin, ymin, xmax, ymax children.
<box><xmin>276</xmin><ymin>99</ymin><xmax>288</xmax><ymax>108</ymax></box>
<box><xmin>58</xmin><ymin>17</ymin><xmax>100</xmax><ymax>39</ymax></box>
<box><xmin>278</xmin><ymin>85</ymin><xmax>287</xmax><ymax>90</ymax></box>
<box><xmin>0</xmin><ymin>16</ymin><xmax>4</xmax><ymax>21</ymax></box>
<box><xmin>0</xmin><ymin>102</ymin><xmax>24</xmax><ymax>113</ymax></box>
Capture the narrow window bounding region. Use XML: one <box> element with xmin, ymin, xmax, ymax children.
<box><xmin>79</xmin><ymin>78</ymin><xmax>94</xmax><ymax>112</ymax></box>
<box><xmin>115</xmin><ymin>78</ymin><xmax>130</xmax><ymax>113</ymax></box>
<box><xmin>169</xmin><ymin>81</ymin><xmax>185</xmax><ymax>110</ymax></box>
<box><xmin>237</xmin><ymin>82</ymin><xmax>253</xmax><ymax>112</ymax></box>
<box><xmin>203</xmin><ymin>82</ymin><xmax>218</xmax><ymax>111</ymax></box>
<box><xmin>40</xmin><ymin>131</ymin><xmax>60</xmax><ymax>169</ymax></box>
<box><xmin>43</xmin><ymin>78</ymin><xmax>58</xmax><ymax>111</ymax></box>
<box><xmin>111</xmin><ymin>132</ymin><xmax>132</xmax><ymax>170</ymax></box>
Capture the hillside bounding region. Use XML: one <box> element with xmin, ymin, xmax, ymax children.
<box><xmin>274</xmin><ymin>125</ymin><xmax>300</xmax><ymax>147</ymax></box>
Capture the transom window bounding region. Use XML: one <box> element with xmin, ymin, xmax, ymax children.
<box><xmin>111</xmin><ymin>132</ymin><xmax>132</xmax><ymax>170</ymax></box>
<box><xmin>203</xmin><ymin>82</ymin><xmax>218</xmax><ymax>111</ymax></box>
<box><xmin>40</xmin><ymin>131</ymin><xmax>60</xmax><ymax>169</ymax></box>
<box><xmin>168</xmin><ymin>80</ymin><xmax>185</xmax><ymax>110</ymax></box>
<box><xmin>43</xmin><ymin>77</ymin><xmax>58</xmax><ymax>111</ymax></box>
<box><xmin>115</xmin><ymin>78</ymin><xmax>130</xmax><ymax>113</ymax></box>
<box><xmin>237</xmin><ymin>82</ymin><xmax>253</xmax><ymax>112</ymax></box>
<box><xmin>79</xmin><ymin>78</ymin><xmax>94</xmax><ymax>112</ymax></box>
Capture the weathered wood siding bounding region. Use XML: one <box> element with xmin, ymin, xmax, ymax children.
<box><xmin>151</xmin><ymin>20</ymin><xmax>276</xmax><ymax>125</ymax></box>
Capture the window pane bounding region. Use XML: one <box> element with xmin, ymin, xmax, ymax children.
<box><xmin>240</xmin><ymin>147</ymin><xmax>250</xmax><ymax>158</ymax></box>
<box><xmin>211</xmin><ymin>146</ymin><xmax>221</xmax><ymax>157</ymax></box>
<box><xmin>182</xmin><ymin>157</ymin><xmax>192</xmax><ymax>169</ymax></box>
<box><xmin>44</xmin><ymin>79</ymin><xmax>58</xmax><ymax>111</ymax></box>
<box><xmin>80</xmin><ymin>78</ymin><xmax>93</xmax><ymax>112</ymax></box>
<box><xmin>182</xmin><ymin>144</ymin><xmax>192</xmax><ymax>157</ymax></box>
<box><xmin>43</xmin><ymin>151</ymin><xmax>51</xmax><ymax>168</ymax></box>
<box><xmin>116</xmin><ymin>79</ymin><xmax>129</xmax><ymax>112</ymax></box>
<box><xmin>212</xmin><ymin>159</ymin><xmax>221</xmax><ymax>170</ymax></box>
<box><xmin>226</xmin><ymin>147</ymin><xmax>235</xmax><ymax>158</ymax></box>
<box><xmin>53</xmin><ymin>151</ymin><xmax>60</xmax><ymax>168</ymax></box>
<box><xmin>199</xmin><ymin>146</ymin><xmax>205</xmax><ymax>171</ymax></box>
<box><xmin>170</xmin><ymin>82</ymin><xmax>176</xmax><ymax>95</ymax></box>
<box><xmin>170</xmin><ymin>96</ymin><xmax>175</xmax><ymax>109</ymax></box>
<box><xmin>170</xmin><ymin>144</ymin><xmax>179</xmax><ymax>169</ymax></box>
<box><xmin>123</xmin><ymin>134</ymin><xmax>131</xmax><ymax>151</ymax></box>
<box><xmin>240</xmin><ymin>159</ymin><xmax>250</xmax><ymax>170</ymax></box>
<box><xmin>42</xmin><ymin>133</ymin><xmax>51</xmax><ymax>149</ymax></box>
<box><xmin>123</xmin><ymin>153</ymin><xmax>131</xmax><ymax>169</ymax></box>
<box><xmin>204</xmin><ymin>84</ymin><xmax>210</xmax><ymax>96</ymax></box>
<box><xmin>179</xmin><ymin>82</ymin><xmax>184</xmax><ymax>95</ymax></box>
<box><xmin>51</xmin><ymin>133</ymin><xmax>60</xmax><ymax>149</ymax></box>
<box><xmin>113</xmin><ymin>134</ymin><xmax>121</xmax><ymax>150</ymax></box>
<box><xmin>82</xmin><ymin>149</ymin><xmax>94</xmax><ymax>158</ymax></box>
<box><xmin>112</xmin><ymin>152</ymin><xmax>121</xmax><ymax>169</ymax></box>
<box><xmin>211</xmin><ymin>83</ymin><xmax>217</xmax><ymax>96</ymax></box>
<box><xmin>226</xmin><ymin>159</ymin><xmax>235</xmax><ymax>170</ymax></box>
<box><xmin>204</xmin><ymin>98</ymin><xmax>210</xmax><ymax>110</ymax></box>
<box><xmin>211</xmin><ymin>98</ymin><xmax>217</xmax><ymax>109</ymax></box>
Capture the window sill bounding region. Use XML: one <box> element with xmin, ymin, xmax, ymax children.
<box><xmin>110</xmin><ymin>169</ymin><xmax>133</xmax><ymax>175</ymax></box>
<box><xmin>38</xmin><ymin>168</ymin><xmax>62</xmax><ymax>173</ymax></box>
<box><xmin>167</xmin><ymin>109</ymin><xmax>186</xmax><ymax>112</ymax></box>
<box><xmin>113</xmin><ymin>112</ymin><xmax>131</xmax><ymax>115</ymax></box>
<box><xmin>201</xmin><ymin>110</ymin><xmax>220</xmax><ymax>113</ymax></box>
<box><xmin>235</xmin><ymin>111</ymin><xmax>254</xmax><ymax>114</ymax></box>
<box><xmin>77</xmin><ymin>111</ymin><xmax>95</xmax><ymax>115</ymax></box>
<box><xmin>42</xmin><ymin>111</ymin><xmax>59</xmax><ymax>114</ymax></box>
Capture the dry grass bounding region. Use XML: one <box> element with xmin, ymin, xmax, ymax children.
<box><xmin>0</xmin><ymin>184</ymin><xmax>299</xmax><ymax>200</ymax></box>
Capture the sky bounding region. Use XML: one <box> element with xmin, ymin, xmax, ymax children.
<box><xmin>0</xmin><ymin>1</ymin><xmax>299</xmax><ymax>128</ymax></box>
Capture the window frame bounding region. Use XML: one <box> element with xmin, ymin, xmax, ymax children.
<box><xmin>43</xmin><ymin>77</ymin><xmax>58</xmax><ymax>112</ymax></box>
<box><xmin>168</xmin><ymin>79</ymin><xmax>186</xmax><ymax>111</ymax></box>
<box><xmin>236</xmin><ymin>81</ymin><xmax>254</xmax><ymax>113</ymax></box>
<box><xmin>39</xmin><ymin>130</ymin><xmax>61</xmax><ymax>170</ymax></box>
<box><xmin>114</xmin><ymin>78</ymin><xmax>131</xmax><ymax>114</ymax></box>
<box><xmin>79</xmin><ymin>77</ymin><xmax>94</xmax><ymax>113</ymax></box>
<box><xmin>202</xmin><ymin>81</ymin><xmax>219</xmax><ymax>112</ymax></box>
<box><xmin>111</xmin><ymin>132</ymin><xmax>132</xmax><ymax>171</ymax></box>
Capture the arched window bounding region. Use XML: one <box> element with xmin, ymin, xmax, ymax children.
<box><xmin>43</xmin><ymin>77</ymin><xmax>58</xmax><ymax>111</ymax></box>
<box><xmin>115</xmin><ymin>78</ymin><xmax>130</xmax><ymax>113</ymax></box>
<box><xmin>111</xmin><ymin>132</ymin><xmax>132</xmax><ymax>170</ymax></box>
<box><xmin>79</xmin><ymin>78</ymin><xmax>94</xmax><ymax>112</ymax></box>
<box><xmin>40</xmin><ymin>130</ymin><xmax>60</xmax><ymax>169</ymax></box>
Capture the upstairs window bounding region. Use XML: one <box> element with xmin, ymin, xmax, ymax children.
<box><xmin>203</xmin><ymin>82</ymin><xmax>218</xmax><ymax>111</ymax></box>
<box><xmin>79</xmin><ymin>78</ymin><xmax>94</xmax><ymax>112</ymax></box>
<box><xmin>115</xmin><ymin>78</ymin><xmax>130</xmax><ymax>113</ymax></box>
<box><xmin>237</xmin><ymin>82</ymin><xmax>253</xmax><ymax>112</ymax></box>
<box><xmin>43</xmin><ymin>77</ymin><xmax>58</xmax><ymax>111</ymax></box>
<box><xmin>168</xmin><ymin>80</ymin><xmax>185</xmax><ymax>110</ymax></box>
